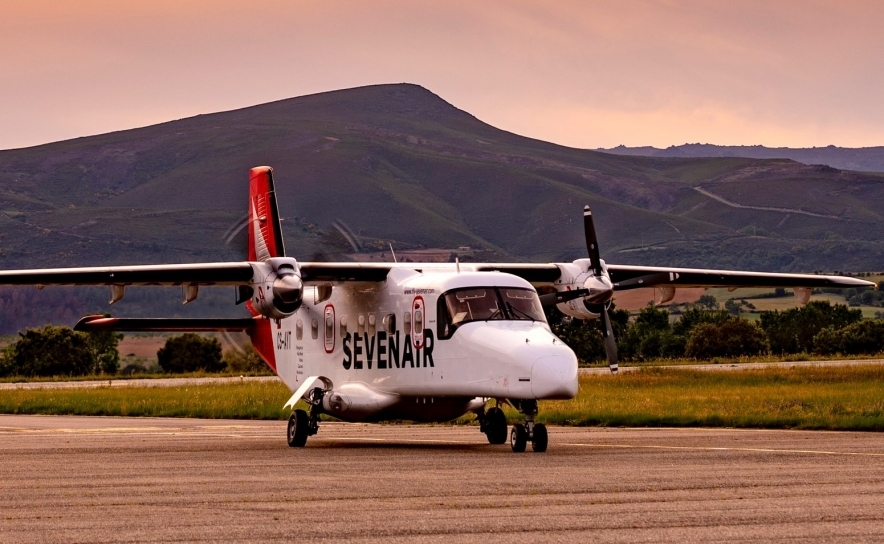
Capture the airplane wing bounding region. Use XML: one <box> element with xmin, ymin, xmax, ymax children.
<box><xmin>605</xmin><ymin>264</ymin><xmax>874</xmax><ymax>290</ymax></box>
<box><xmin>0</xmin><ymin>263</ymin><xmax>255</xmax><ymax>286</ymax></box>
<box><xmin>472</xmin><ymin>263</ymin><xmax>873</xmax><ymax>290</ymax></box>
<box><xmin>0</xmin><ymin>262</ymin><xmax>394</xmax><ymax>286</ymax></box>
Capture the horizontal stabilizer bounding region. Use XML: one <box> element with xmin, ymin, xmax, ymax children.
<box><xmin>74</xmin><ymin>315</ymin><xmax>257</xmax><ymax>332</ymax></box>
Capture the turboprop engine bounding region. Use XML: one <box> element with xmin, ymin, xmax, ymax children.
<box><xmin>248</xmin><ymin>257</ymin><xmax>304</xmax><ymax>319</ymax></box>
<box><xmin>550</xmin><ymin>258</ymin><xmax>613</xmax><ymax>320</ymax></box>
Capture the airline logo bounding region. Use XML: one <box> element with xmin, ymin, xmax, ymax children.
<box><xmin>342</xmin><ymin>329</ymin><xmax>435</xmax><ymax>370</ymax></box>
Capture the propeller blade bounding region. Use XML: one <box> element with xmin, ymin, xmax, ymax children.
<box><xmin>600</xmin><ymin>306</ymin><xmax>618</xmax><ymax>374</ymax></box>
<box><xmin>586</xmin><ymin>303</ymin><xmax>619</xmax><ymax>373</ymax></box>
<box><xmin>538</xmin><ymin>288</ymin><xmax>590</xmax><ymax>307</ymax></box>
<box><xmin>613</xmin><ymin>272</ymin><xmax>678</xmax><ymax>291</ymax></box>
<box><xmin>583</xmin><ymin>205</ymin><xmax>603</xmax><ymax>276</ymax></box>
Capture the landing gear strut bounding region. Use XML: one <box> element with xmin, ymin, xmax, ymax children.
<box><xmin>287</xmin><ymin>387</ymin><xmax>324</xmax><ymax>448</ymax></box>
<box><xmin>509</xmin><ymin>399</ymin><xmax>548</xmax><ymax>453</ymax></box>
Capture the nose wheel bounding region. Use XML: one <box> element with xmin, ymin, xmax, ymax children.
<box><xmin>510</xmin><ymin>399</ymin><xmax>548</xmax><ymax>453</ymax></box>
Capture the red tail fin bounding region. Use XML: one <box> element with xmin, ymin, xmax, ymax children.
<box><xmin>248</xmin><ymin>166</ymin><xmax>286</xmax><ymax>262</ymax></box>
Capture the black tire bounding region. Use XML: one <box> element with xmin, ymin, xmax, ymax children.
<box><xmin>485</xmin><ymin>407</ymin><xmax>508</xmax><ymax>445</ymax></box>
<box><xmin>510</xmin><ymin>423</ymin><xmax>527</xmax><ymax>453</ymax></box>
<box><xmin>531</xmin><ymin>423</ymin><xmax>548</xmax><ymax>453</ymax></box>
<box><xmin>287</xmin><ymin>409</ymin><xmax>309</xmax><ymax>448</ymax></box>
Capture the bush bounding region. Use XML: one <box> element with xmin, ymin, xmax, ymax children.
<box><xmin>157</xmin><ymin>334</ymin><xmax>224</xmax><ymax>373</ymax></box>
<box><xmin>760</xmin><ymin>301</ymin><xmax>862</xmax><ymax>354</ymax></box>
<box><xmin>685</xmin><ymin>318</ymin><xmax>769</xmax><ymax>359</ymax></box>
<box><xmin>223</xmin><ymin>345</ymin><xmax>271</xmax><ymax>374</ymax></box>
<box><xmin>813</xmin><ymin>321</ymin><xmax>884</xmax><ymax>356</ymax></box>
<box><xmin>3</xmin><ymin>326</ymin><xmax>94</xmax><ymax>377</ymax></box>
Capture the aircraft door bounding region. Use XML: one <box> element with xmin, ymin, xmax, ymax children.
<box><xmin>324</xmin><ymin>304</ymin><xmax>335</xmax><ymax>353</ymax></box>
<box><xmin>412</xmin><ymin>296</ymin><xmax>425</xmax><ymax>349</ymax></box>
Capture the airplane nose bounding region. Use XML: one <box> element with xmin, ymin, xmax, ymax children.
<box><xmin>531</xmin><ymin>353</ymin><xmax>578</xmax><ymax>399</ymax></box>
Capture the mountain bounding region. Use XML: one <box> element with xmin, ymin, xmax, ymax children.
<box><xmin>0</xmin><ymin>84</ymin><xmax>883</xmax><ymax>333</ymax></box>
<box><xmin>599</xmin><ymin>144</ymin><xmax>884</xmax><ymax>173</ymax></box>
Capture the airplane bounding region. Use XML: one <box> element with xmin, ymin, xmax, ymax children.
<box><xmin>0</xmin><ymin>166</ymin><xmax>874</xmax><ymax>453</ymax></box>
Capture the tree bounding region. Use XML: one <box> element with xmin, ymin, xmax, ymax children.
<box><xmin>813</xmin><ymin>321</ymin><xmax>884</xmax><ymax>356</ymax></box>
<box><xmin>4</xmin><ymin>326</ymin><xmax>94</xmax><ymax>377</ymax></box>
<box><xmin>618</xmin><ymin>305</ymin><xmax>679</xmax><ymax>361</ymax></box>
<box><xmin>157</xmin><ymin>334</ymin><xmax>224</xmax><ymax>373</ymax></box>
<box><xmin>685</xmin><ymin>318</ymin><xmax>769</xmax><ymax>359</ymax></box>
<box><xmin>85</xmin><ymin>330</ymin><xmax>124</xmax><ymax>375</ymax></box>
<box><xmin>695</xmin><ymin>294</ymin><xmax>718</xmax><ymax>310</ymax></box>
<box><xmin>760</xmin><ymin>301</ymin><xmax>862</xmax><ymax>354</ymax></box>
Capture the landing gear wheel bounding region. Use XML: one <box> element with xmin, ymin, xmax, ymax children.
<box><xmin>531</xmin><ymin>423</ymin><xmax>548</xmax><ymax>453</ymax></box>
<box><xmin>484</xmin><ymin>407</ymin><xmax>508</xmax><ymax>445</ymax></box>
<box><xmin>287</xmin><ymin>409</ymin><xmax>309</xmax><ymax>448</ymax></box>
<box><xmin>510</xmin><ymin>423</ymin><xmax>527</xmax><ymax>453</ymax></box>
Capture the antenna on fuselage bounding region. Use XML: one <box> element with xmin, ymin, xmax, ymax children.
<box><xmin>389</xmin><ymin>243</ymin><xmax>398</xmax><ymax>263</ymax></box>
<box><xmin>456</xmin><ymin>257</ymin><xmax>460</xmax><ymax>273</ymax></box>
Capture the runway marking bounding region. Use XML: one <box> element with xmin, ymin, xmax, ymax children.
<box><xmin>562</xmin><ymin>442</ymin><xmax>884</xmax><ymax>457</ymax></box>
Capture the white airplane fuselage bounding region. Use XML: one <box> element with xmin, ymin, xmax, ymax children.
<box><xmin>263</xmin><ymin>268</ymin><xmax>578</xmax><ymax>423</ymax></box>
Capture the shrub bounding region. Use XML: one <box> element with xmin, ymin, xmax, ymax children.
<box><xmin>760</xmin><ymin>301</ymin><xmax>862</xmax><ymax>354</ymax></box>
<box><xmin>223</xmin><ymin>345</ymin><xmax>271</xmax><ymax>374</ymax></box>
<box><xmin>157</xmin><ymin>334</ymin><xmax>224</xmax><ymax>373</ymax></box>
<box><xmin>3</xmin><ymin>326</ymin><xmax>94</xmax><ymax>377</ymax></box>
<box><xmin>813</xmin><ymin>321</ymin><xmax>884</xmax><ymax>356</ymax></box>
<box><xmin>685</xmin><ymin>318</ymin><xmax>769</xmax><ymax>359</ymax></box>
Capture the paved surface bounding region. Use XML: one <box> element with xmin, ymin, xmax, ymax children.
<box><xmin>4</xmin><ymin>358</ymin><xmax>883</xmax><ymax>390</ymax></box>
<box><xmin>2</xmin><ymin>416</ymin><xmax>884</xmax><ymax>543</ymax></box>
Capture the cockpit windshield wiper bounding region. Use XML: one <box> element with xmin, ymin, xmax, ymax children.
<box><xmin>506</xmin><ymin>302</ymin><xmax>535</xmax><ymax>321</ymax></box>
<box><xmin>486</xmin><ymin>307</ymin><xmax>503</xmax><ymax>321</ymax></box>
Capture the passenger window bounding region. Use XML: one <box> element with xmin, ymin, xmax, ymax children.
<box><xmin>383</xmin><ymin>313</ymin><xmax>396</xmax><ymax>334</ymax></box>
<box><xmin>340</xmin><ymin>315</ymin><xmax>348</xmax><ymax>338</ymax></box>
<box><xmin>311</xmin><ymin>318</ymin><xmax>318</xmax><ymax>340</ymax></box>
<box><xmin>326</xmin><ymin>315</ymin><xmax>334</xmax><ymax>339</ymax></box>
<box><xmin>404</xmin><ymin>311</ymin><xmax>412</xmax><ymax>335</ymax></box>
<box><xmin>357</xmin><ymin>315</ymin><xmax>365</xmax><ymax>336</ymax></box>
<box><xmin>368</xmin><ymin>314</ymin><xmax>376</xmax><ymax>336</ymax></box>
<box><xmin>414</xmin><ymin>309</ymin><xmax>423</xmax><ymax>333</ymax></box>
<box><xmin>296</xmin><ymin>319</ymin><xmax>303</xmax><ymax>341</ymax></box>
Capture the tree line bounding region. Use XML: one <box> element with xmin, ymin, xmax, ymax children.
<box><xmin>0</xmin><ymin>330</ymin><xmax>267</xmax><ymax>378</ymax></box>
<box><xmin>2</xmin><ymin>299</ymin><xmax>882</xmax><ymax>378</ymax></box>
<box><xmin>547</xmin><ymin>299</ymin><xmax>884</xmax><ymax>364</ymax></box>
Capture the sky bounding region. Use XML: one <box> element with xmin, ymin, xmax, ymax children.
<box><xmin>1</xmin><ymin>0</ymin><xmax>882</xmax><ymax>151</ymax></box>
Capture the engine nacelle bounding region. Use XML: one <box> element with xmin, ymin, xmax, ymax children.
<box><xmin>250</xmin><ymin>257</ymin><xmax>304</xmax><ymax>319</ymax></box>
<box><xmin>552</xmin><ymin>258</ymin><xmax>613</xmax><ymax>320</ymax></box>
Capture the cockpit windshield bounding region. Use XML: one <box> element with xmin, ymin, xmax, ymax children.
<box><xmin>437</xmin><ymin>287</ymin><xmax>547</xmax><ymax>339</ymax></box>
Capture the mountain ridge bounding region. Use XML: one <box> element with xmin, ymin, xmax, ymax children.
<box><xmin>599</xmin><ymin>143</ymin><xmax>884</xmax><ymax>173</ymax></box>
<box><xmin>0</xmin><ymin>83</ymin><xmax>882</xmax><ymax>275</ymax></box>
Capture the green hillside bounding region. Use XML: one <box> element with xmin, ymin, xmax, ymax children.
<box><xmin>0</xmin><ymin>84</ymin><xmax>882</xmax><ymax>333</ymax></box>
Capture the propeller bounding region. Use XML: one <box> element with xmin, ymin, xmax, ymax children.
<box><xmin>581</xmin><ymin>206</ymin><xmax>619</xmax><ymax>373</ymax></box>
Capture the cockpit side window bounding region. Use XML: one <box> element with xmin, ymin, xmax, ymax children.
<box><xmin>437</xmin><ymin>286</ymin><xmax>546</xmax><ymax>340</ymax></box>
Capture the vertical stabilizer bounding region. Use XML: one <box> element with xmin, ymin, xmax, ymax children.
<box><xmin>248</xmin><ymin>166</ymin><xmax>286</xmax><ymax>262</ymax></box>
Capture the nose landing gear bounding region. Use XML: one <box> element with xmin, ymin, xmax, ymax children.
<box><xmin>287</xmin><ymin>387</ymin><xmax>324</xmax><ymax>448</ymax></box>
<box><xmin>510</xmin><ymin>399</ymin><xmax>548</xmax><ymax>453</ymax></box>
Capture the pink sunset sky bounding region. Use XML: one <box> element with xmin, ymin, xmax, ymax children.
<box><xmin>1</xmin><ymin>0</ymin><xmax>882</xmax><ymax>151</ymax></box>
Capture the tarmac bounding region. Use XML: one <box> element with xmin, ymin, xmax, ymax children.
<box><xmin>2</xmin><ymin>415</ymin><xmax>884</xmax><ymax>543</ymax></box>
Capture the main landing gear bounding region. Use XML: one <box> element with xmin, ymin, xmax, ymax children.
<box><xmin>479</xmin><ymin>400</ymin><xmax>548</xmax><ymax>453</ymax></box>
<box><xmin>287</xmin><ymin>387</ymin><xmax>324</xmax><ymax>448</ymax></box>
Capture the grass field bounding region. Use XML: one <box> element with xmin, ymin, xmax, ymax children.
<box><xmin>3</xmin><ymin>365</ymin><xmax>884</xmax><ymax>431</ymax></box>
